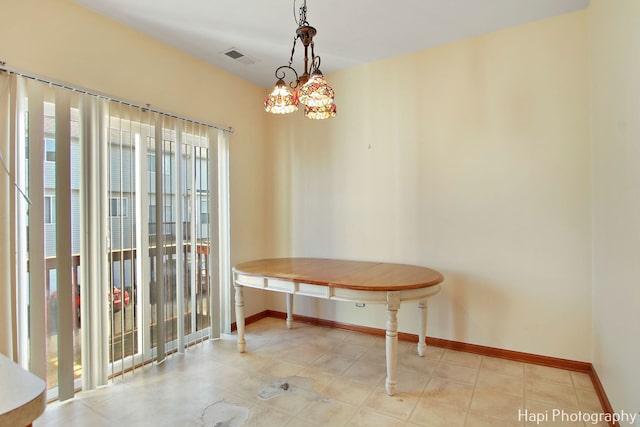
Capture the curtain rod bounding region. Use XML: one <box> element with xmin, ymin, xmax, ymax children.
<box><xmin>0</xmin><ymin>61</ymin><xmax>234</xmax><ymax>134</ymax></box>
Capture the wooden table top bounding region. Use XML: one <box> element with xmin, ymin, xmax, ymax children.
<box><xmin>0</xmin><ymin>353</ymin><xmax>46</xmax><ymax>427</ymax></box>
<box><xmin>233</xmin><ymin>258</ymin><xmax>444</xmax><ymax>291</ymax></box>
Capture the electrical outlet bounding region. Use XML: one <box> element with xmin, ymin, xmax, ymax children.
<box><xmin>355</xmin><ymin>303</ymin><xmax>365</xmax><ymax>308</ymax></box>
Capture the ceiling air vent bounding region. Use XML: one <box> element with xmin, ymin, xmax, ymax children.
<box><xmin>223</xmin><ymin>48</ymin><xmax>256</xmax><ymax>65</ymax></box>
<box><xmin>224</xmin><ymin>49</ymin><xmax>244</xmax><ymax>59</ymax></box>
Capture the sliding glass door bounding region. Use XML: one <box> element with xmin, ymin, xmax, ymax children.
<box><xmin>5</xmin><ymin>73</ymin><xmax>226</xmax><ymax>401</ymax></box>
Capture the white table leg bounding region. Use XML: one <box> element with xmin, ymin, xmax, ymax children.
<box><xmin>286</xmin><ymin>293</ymin><xmax>294</xmax><ymax>329</ymax></box>
<box><xmin>417</xmin><ymin>300</ymin><xmax>427</xmax><ymax>357</ymax></box>
<box><xmin>385</xmin><ymin>291</ymin><xmax>401</xmax><ymax>396</ymax></box>
<box><xmin>234</xmin><ymin>284</ymin><xmax>246</xmax><ymax>353</ymax></box>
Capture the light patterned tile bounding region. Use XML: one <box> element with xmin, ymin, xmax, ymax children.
<box><xmin>359</xmin><ymin>347</ymin><xmax>387</xmax><ymax>364</ymax></box>
<box><xmin>397</xmin><ymin>351</ymin><xmax>439</xmax><ymax>376</ymax></box>
<box><xmin>258</xmin><ymin>359</ymin><xmax>305</xmax><ymax>378</ymax></box>
<box><xmin>433</xmin><ymin>361</ymin><xmax>479</xmax><ymax>385</ymax></box>
<box><xmin>480</xmin><ymin>356</ymin><xmax>524</xmax><ymax>378</ymax></box>
<box><xmin>304</xmin><ymin>337</ymin><xmax>338</xmax><ymax>355</ymax></box>
<box><xmin>285</xmin><ymin>374</ymin><xmax>330</xmax><ymax>395</ymax></box>
<box><xmin>244</xmin><ymin>404</ymin><xmax>292</xmax><ymax>427</ymax></box>
<box><xmin>524</xmin><ymin>400</ymin><xmax>587</xmax><ymax>426</ymax></box>
<box><xmin>345</xmin><ymin>408</ymin><xmax>405</xmax><ymax>427</ymax></box>
<box><xmin>422</xmin><ymin>377</ymin><xmax>475</xmax><ymax>408</ymax></box>
<box><xmin>525</xmin><ymin>379</ymin><xmax>580</xmax><ymax>409</ymax></box>
<box><xmin>138</xmin><ymin>391</ymin><xmax>251</xmax><ymax>427</ymax></box>
<box><xmin>469</xmin><ymin>389</ymin><xmax>524</xmax><ymax>421</ymax></box>
<box><xmin>363</xmin><ymin>385</ymin><xmax>421</xmax><ymax>421</ymax></box>
<box><xmin>33</xmin><ymin>318</ymin><xmax>602</xmax><ymax>427</ymax></box>
<box><xmin>341</xmin><ymin>359</ymin><xmax>386</xmax><ymax>385</ymax></box>
<box><xmin>232</xmin><ymin>373</ymin><xmax>277</xmax><ymax>402</ymax></box>
<box><xmin>525</xmin><ymin>364</ymin><xmax>573</xmax><ymax>387</ymax></box>
<box><xmin>34</xmin><ymin>399</ymin><xmax>113</xmax><ymax>427</ymax></box>
<box><xmin>285</xmin><ymin>417</ymin><xmax>318</xmax><ymax>427</ymax></box>
<box><xmin>589</xmin><ymin>418</ymin><xmax>612</xmax><ymax>427</ymax></box>
<box><xmin>380</xmin><ymin>338</ymin><xmax>412</xmax><ymax>354</ymax></box>
<box><xmin>224</xmin><ymin>352</ymin><xmax>275</xmax><ymax>376</ymax></box>
<box><xmin>252</xmin><ymin>388</ymin><xmax>312</xmax><ymax>416</ymax></box>
<box><xmin>342</xmin><ymin>331</ymin><xmax>380</xmax><ymax>347</ymax></box>
<box><xmin>322</xmin><ymin>327</ymin><xmax>356</xmax><ymax>342</ymax></box>
<box><xmin>296</xmin><ymin>397</ymin><xmax>358</xmax><ymax>426</ymax></box>
<box><xmin>390</xmin><ymin>369</ymin><xmax>431</xmax><ymax>395</ymax></box>
<box><xmin>294</xmin><ymin>366</ymin><xmax>335</xmax><ymax>393</ymax></box>
<box><xmin>273</xmin><ymin>343</ymin><xmax>326</xmax><ymax>366</ymax></box>
<box><xmin>476</xmin><ymin>369</ymin><xmax>524</xmax><ymax>397</ymax></box>
<box><xmin>575</xmin><ymin>388</ymin><xmax>604</xmax><ymax>413</ymax></box>
<box><xmin>410</xmin><ymin>399</ymin><xmax>467</xmax><ymax>426</ymax></box>
<box><xmin>465</xmin><ymin>410</ymin><xmax>524</xmax><ymax>427</ymax></box>
<box><xmin>311</xmin><ymin>352</ymin><xmax>354</xmax><ymax>376</ymax></box>
<box><xmin>419</xmin><ymin>344</ymin><xmax>445</xmax><ymax>361</ymax></box>
<box><xmin>322</xmin><ymin>377</ymin><xmax>374</xmax><ymax>406</ymax></box>
<box><xmin>570</xmin><ymin>371</ymin><xmax>594</xmax><ymax>391</ymax></box>
<box><xmin>442</xmin><ymin>349</ymin><xmax>482</xmax><ymax>369</ymax></box>
<box><xmin>330</xmin><ymin>342</ymin><xmax>371</xmax><ymax>360</ymax></box>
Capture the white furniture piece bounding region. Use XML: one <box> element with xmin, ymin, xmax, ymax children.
<box><xmin>0</xmin><ymin>353</ymin><xmax>46</xmax><ymax>427</ymax></box>
<box><xmin>232</xmin><ymin>257</ymin><xmax>444</xmax><ymax>396</ymax></box>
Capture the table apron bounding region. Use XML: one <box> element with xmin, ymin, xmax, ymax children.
<box><xmin>234</xmin><ymin>274</ymin><xmax>441</xmax><ymax>304</ymax></box>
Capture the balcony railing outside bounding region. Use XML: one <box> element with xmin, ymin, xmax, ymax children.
<box><xmin>42</xmin><ymin>240</ymin><xmax>211</xmax><ymax>386</ymax></box>
<box><xmin>148</xmin><ymin>221</ymin><xmax>208</xmax><ymax>246</ymax></box>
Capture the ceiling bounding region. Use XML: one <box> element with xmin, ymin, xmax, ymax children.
<box><xmin>72</xmin><ymin>0</ymin><xmax>589</xmax><ymax>89</ymax></box>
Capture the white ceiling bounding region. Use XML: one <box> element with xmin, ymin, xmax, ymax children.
<box><xmin>72</xmin><ymin>0</ymin><xmax>589</xmax><ymax>89</ymax></box>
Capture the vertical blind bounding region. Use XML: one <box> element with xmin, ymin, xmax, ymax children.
<box><xmin>0</xmin><ymin>70</ymin><xmax>230</xmax><ymax>401</ymax></box>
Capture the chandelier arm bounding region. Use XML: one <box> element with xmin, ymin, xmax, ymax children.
<box><xmin>274</xmin><ymin>65</ymin><xmax>299</xmax><ymax>88</ymax></box>
<box><xmin>288</xmin><ymin>37</ymin><xmax>297</xmax><ymax>66</ymax></box>
<box><xmin>303</xmin><ymin>43</ymin><xmax>310</xmax><ymax>77</ymax></box>
<box><xmin>310</xmin><ymin>55</ymin><xmax>321</xmax><ymax>74</ymax></box>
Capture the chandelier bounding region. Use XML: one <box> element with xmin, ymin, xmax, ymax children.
<box><xmin>264</xmin><ymin>0</ymin><xmax>336</xmax><ymax>120</ymax></box>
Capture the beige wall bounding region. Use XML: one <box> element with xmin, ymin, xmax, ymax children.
<box><xmin>0</xmin><ymin>0</ymin><xmax>271</xmax><ymax>338</ymax></box>
<box><xmin>1</xmin><ymin>0</ymin><xmax>636</xmax><ymax>416</ymax></box>
<box><xmin>590</xmin><ymin>0</ymin><xmax>640</xmax><ymax>417</ymax></box>
<box><xmin>266</xmin><ymin>11</ymin><xmax>592</xmax><ymax>361</ymax></box>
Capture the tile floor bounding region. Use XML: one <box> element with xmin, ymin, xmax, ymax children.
<box><xmin>34</xmin><ymin>317</ymin><xmax>608</xmax><ymax>427</ymax></box>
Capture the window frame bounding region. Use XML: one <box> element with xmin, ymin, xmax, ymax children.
<box><xmin>44</xmin><ymin>195</ymin><xmax>56</xmax><ymax>224</ymax></box>
<box><xmin>109</xmin><ymin>196</ymin><xmax>129</xmax><ymax>217</ymax></box>
<box><xmin>44</xmin><ymin>137</ymin><xmax>56</xmax><ymax>162</ymax></box>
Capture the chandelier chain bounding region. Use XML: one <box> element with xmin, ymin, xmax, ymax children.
<box><xmin>293</xmin><ymin>0</ymin><xmax>309</xmax><ymax>26</ymax></box>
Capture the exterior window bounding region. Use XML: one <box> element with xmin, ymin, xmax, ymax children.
<box><xmin>110</xmin><ymin>197</ymin><xmax>129</xmax><ymax>217</ymax></box>
<box><xmin>148</xmin><ymin>195</ymin><xmax>156</xmax><ymax>236</ymax></box>
<box><xmin>149</xmin><ymin>204</ymin><xmax>156</xmax><ymax>224</ymax></box>
<box><xmin>163</xmin><ymin>198</ymin><xmax>173</xmax><ymax>223</ymax></box>
<box><xmin>147</xmin><ymin>154</ymin><xmax>156</xmax><ymax>173</ymax></box>
<box><xmin>200</xmin><ymin>199</ymin><xmax>208</xmax><ymax>224</ymax></box>
<box><xmin>45</xmin><ymin>138</ymin><xmax>56</xmax><ymax>162</ymax></box>
<box><xmin>44</xmin><ymin>195</ymin><xmax>56</xmax><ymax>224</ymax></box>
